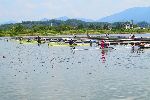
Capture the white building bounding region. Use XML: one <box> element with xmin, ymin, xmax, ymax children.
<box><xmin>124</xmin><ymin>22</ymin><xmax>133</xmax><ymax>29</ymax></box>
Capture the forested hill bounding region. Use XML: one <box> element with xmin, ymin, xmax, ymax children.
<box><xmin>0</xmin><ymin>19</ymin><xmax>149</xmax><ymax>29</ymax></box>
<box><xmin>0</xmin><ymin>19</ymin><xmax>110</xmax><ymax>30</ymax></box>
<box><xmin>0</xmin><ymin>19</ymin><xmax>150</xmax><ymax>36</ymax></box>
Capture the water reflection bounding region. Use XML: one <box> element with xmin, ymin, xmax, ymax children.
<box><xmin>70</xmin><ymin>46</ymin><xmax>75</xmax><ymax>54</ymax></box>
<box><xmin>131</xmin><ymin>45</ymin><xmax>144</xmax><ymax>54</ymax></box>
<box><xmin>1</xmin><ymin>39</ymin><xmax>150</xmax><ymax>100</ymax></box>
<box><xmin>101</xmin><ymin>49</ymin><xmax>107</xmax><ymax>63</ymax></box>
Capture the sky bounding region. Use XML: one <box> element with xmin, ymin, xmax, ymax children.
<box><xmin>0</xmin><ymin>0</ymin><xmax>150</xmax><ymax>22</ymax></box>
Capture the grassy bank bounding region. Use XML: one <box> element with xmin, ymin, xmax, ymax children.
<box><xmin>0</xmin><ymin>29</ymin><xmax>150</xmax><ymax>37</ymax></box>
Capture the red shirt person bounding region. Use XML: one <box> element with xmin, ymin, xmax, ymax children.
<box><xmin>100</xmin><ymin>40</ymin><xmax>105</xmax><ymax>49</ymax></box>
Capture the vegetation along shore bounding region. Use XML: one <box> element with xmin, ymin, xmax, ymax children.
<box><xmin>0</xmin><ymin>19</ymin><xmax>150</xmax><ymax>37</ymax></box>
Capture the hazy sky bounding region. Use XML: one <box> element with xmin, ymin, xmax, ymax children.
<box><xmin>0</xmin><ymin>0</ymin><xmax>150</xmax><ymax>21</ymax></box>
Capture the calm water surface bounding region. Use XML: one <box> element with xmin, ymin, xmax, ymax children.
<box><xmin>0</xmin><ymin>37</ymin><xmax>150</xmax><ymax>100</ymax></box>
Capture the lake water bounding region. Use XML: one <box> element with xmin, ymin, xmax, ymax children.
<box><xmin>0</xmin><ymin>37</ymin><xmax>150</xmax><ymax>100</ymax></box>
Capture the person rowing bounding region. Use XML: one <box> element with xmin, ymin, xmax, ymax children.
<box><xmin>69</xmin><ymin>39</ymin><xmax>74</xmax><ymax>45</ymax></box>
<box><xmin>100</xmin><ymin>40</ymin><xmax>109</xmax><ymax>49</ymax></box>
<box><xmin>90</xmin><ymin>40</ymin><xmax>92</xmax><ymax>47</ymax></box>
<box><xmin>37</xmin><ymin>36</ymin><xmax>41</xmax><ymax>43</ymax></box>
<box><xmin>19</xmin><ymin>37</ymin><xmax>23</xmax><ymax>44</ymax></box>
<box><xmin>37</xmin><ymin>36</ymin><xmax>41</xmax><ymax>46</ymax></box>
<box><xmin>69</xmin><ymin>39</ymin><xmax>77</xmax><ymax>49</ymax></box>
<box><xmin>131</xmin><ymin>35</ymin><xmax>135</xmax><ymax>39</ymax></box>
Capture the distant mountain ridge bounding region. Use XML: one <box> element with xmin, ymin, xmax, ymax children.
<box><xmin>74</xmin><ymin>18</ymin><xmax>94</xmax><ymax>22</ymax></box>
<box><xmin>40</xmin><ymin>16</ymin><xmax>70</xmax><ymax>21</ymax></box>
<box><xmin>55</xmin><ymin>17</ymin><xmax>95</xmax><ymax>22</ymax></box>
<box><xmin>0</xmin><ymin>20</ymin><xmax>17</xmax><ymax>25</ymax></box>
<box><xmin>40</xmin><ymin>16</ymin><xmax>94</xmax><ymax>22</ymax></box>
<box><xmin>1</xmin><ymin>7</ymin><xmax>150</xmax><ymax>25</ymax></box>
<box><xmin>98</xmin><ymin>7</ymin><xmax>150</xmax><ymax>23</ymax></box>
<box><xmin>55</xmin><ymin>16</ymin><xmax>69</xmax><ymax>21</ymax></box>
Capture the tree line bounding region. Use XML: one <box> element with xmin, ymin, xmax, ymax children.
<box><xmin>0</xmin><ymin>19</ymin><xmax>150</xmax><ymax>36</ymax></box>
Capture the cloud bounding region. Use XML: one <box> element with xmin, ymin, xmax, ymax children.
<box><xmin>0</xmin><ymin>0</ymin><xmax>150</xmax><ymax>21</ymax></box>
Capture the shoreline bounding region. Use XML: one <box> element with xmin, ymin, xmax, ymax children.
<box><xmin>0</xmin><ymin>32</ymin><xmax>150</xmax><ymax>37</ymax></box>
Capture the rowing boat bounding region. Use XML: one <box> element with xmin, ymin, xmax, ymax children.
<box><xmin>48</xmin><ymin>42</ymin><xmax>90</xmax><ymax>47</ymax></box>
<box><xmin>15</xmin><ymin>40</ymin><xmax>46</xmax><ymax>44</ymax></box>
<box><xmin>139</xmin><ymin>44</ymin><xmax>150</xmax><ymax>48</ymax></box>
<box><xmin>74</xmin><ymin>47</ymin><xmax>114</xmax><ymax>51</ymax></box>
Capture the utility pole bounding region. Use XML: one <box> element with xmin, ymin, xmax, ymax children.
<box><xmin>51</xmin><ymin>23</ymin><xmax>53</xmax><ymax>27</ymax></box>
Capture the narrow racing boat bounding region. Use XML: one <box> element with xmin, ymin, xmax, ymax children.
<box><xmin>48</xmin><ymin>42</ymin><xmax>90</xmax><ymax>47</ymax></box>
<box><xmin>139</xmin><ymin>44</ymin><xmax>150</xmax><ymax>48</ymax></box>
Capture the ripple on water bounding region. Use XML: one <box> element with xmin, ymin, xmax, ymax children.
<box><xmin>1</xmin><ymin>38</ymin><xmax>150</xmax><ymax>100</ymax></box>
